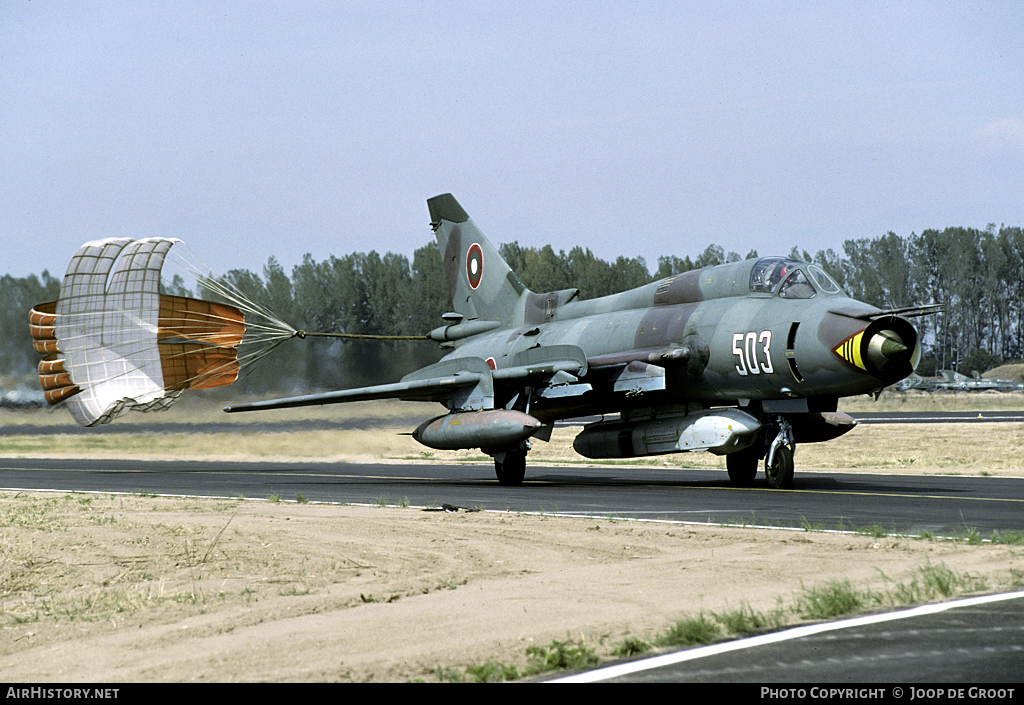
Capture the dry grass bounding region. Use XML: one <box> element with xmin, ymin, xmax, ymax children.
<box><xmin>793</xmin><ymin>423</ymin><xmax>1024</xmax><ymax>472</ymax></box>
<box><xmin>983</xmin><ymin>363</ymin><xmax>1024</xmax><ymax>383</ymax></box>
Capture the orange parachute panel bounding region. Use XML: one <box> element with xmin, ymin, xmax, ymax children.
<box><xmin>29</xmin><ymin>304</ymin><xmax>80</xmax><ymax>405</ymax></box>
<box><xmin>28</xmin><ymin>301</ymin><xmax>57</xmax><ymax>325</ymax></box>
<box><xmin>158</xmin><ymin>295</ymin><xmax>245</xmax><ymax>347</ymax></box>
<box><xmin>161</xmin><ymin>344</ymin><xmax>240</xmax><ymax>391</ymax></box>
<box><xmin>45</xmin><ymin>386</ymin><xmax>82</xmax><ymax>405</ymax></box>
<box><xmin>39</xmin><ymin>372</ymin><xmax>74</xmax><ymax>391</ymax></box>
<box><xmin>38</xmin><ymin>357</ymin><xmax>67</xmax><ymax>376</ymax></box>
<box><xmin>29</xmin><ymin>302</ymin><xmax>60</xmax><ymax>354</ymax></box>
<box><xmin>32</xmin><ymin>339</ymin><xmax>60</xmax><ymax>355</ymax></box>
<box><xmin>29</xmin><ymin>294</ymin><xmax>245</xmax><ymax>405</ymax></box>
<box><xmin>158</xmin><ymin>296</ymin><xmax>244</xmax><ymax>391</ymax></box>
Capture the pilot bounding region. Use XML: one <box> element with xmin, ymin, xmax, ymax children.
<box><xmin>779</xmin><ymin>270</ymin><xmax>815</xmax><ymax>299</ymax></box>
<box><xmin>769</xmin><ymin>264</ymin><xmax>787</xmax><ymax>290</ymax></box>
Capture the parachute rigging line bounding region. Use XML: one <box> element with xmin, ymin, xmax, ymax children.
<box><xmin>291</xmin><ymin>330</ymin><xmax>430</xmax><ymax>341</ymax></box>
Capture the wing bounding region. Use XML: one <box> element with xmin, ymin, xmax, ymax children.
<box><xmin>221</xmin><ymin>341</ymin><xmax>709</xmax><ymax>415</ymax></box>
<box><xmin>223</xmin><ymin>367</ymin><xmax>487</xmax><ymax>413</ymax></box>
<box><xmin>224</xmin><ymin>346</ymin><xmax>591</xmax><ymax>414</ymax></box>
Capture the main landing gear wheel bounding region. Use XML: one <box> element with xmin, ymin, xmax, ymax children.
<box><xmin>494</xmin><ymin>449</ymin><xmax>526</xmax><ymax>486</ymax></box>
<box><xmin>726</xmin><ymin>445</ymin><xmax>759</xmax><ymax>487</ymax></box>
<box><xmin>764</xmin><ymin>444</ymin><xmax>794</xmax><ymax>489</ymax></box>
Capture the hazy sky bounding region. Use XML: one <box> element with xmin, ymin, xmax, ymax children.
<box><xmin>3</xmin><ymin>1</ymin><xmax>1022</xmax><ymax>281</ymax></box>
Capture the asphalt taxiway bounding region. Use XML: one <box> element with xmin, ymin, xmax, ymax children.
<box><xmin>1</xmin><ymin>457</ymin><xmax>1021</xmax><ymax>537</ymax></box>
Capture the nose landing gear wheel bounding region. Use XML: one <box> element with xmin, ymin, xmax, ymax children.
<box><xmin>764</xmin><ymin>444</ymin><xmax>794</xmax><ymax>489</ymax></box>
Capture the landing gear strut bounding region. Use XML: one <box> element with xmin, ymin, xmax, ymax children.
<box><xmin>725</xmin><ymin>415</ymin><xmax>796</xmax><ymax>489</ymax></box>
<box><xmin>491</xmin><ymin>388</ymin><xmax>534</xmax><ymax>486</ymax></box>
<box><xmin>764</xmin><ymin>417</ymin><xmax>795</xmax><ymax>489</ymax></box>
<box><xmin>764</xmin><ymin>444</ymin><xmax>794</xmax><ymax>489</ymax></box>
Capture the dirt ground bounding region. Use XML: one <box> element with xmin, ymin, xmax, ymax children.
<box><xmin>1</xmin><ymin>485</ymin><xmax>1022</xmax><ymax>683</ymax></box>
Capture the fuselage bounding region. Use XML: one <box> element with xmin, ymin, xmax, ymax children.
<box><xmin>441</xmin><ymin>257</ymin><xmax>918</xmax><ymax>419</ymax></box>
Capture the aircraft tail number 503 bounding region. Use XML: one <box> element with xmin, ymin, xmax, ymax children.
<box><xmin>733</xmin><ymin>331</ymin><xmax>774</xmax><ymax>376</ymax></box>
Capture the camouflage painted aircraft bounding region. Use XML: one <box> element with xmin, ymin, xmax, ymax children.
<box><xmin>225</xmin><ymin>194</ymin><xmax>934</xmax><ymax>489</ymax></box>
<box><xmin>936</xmin><ymin>370</ymin><xmax>1024</xmax><ymax>392</ymax></box>
<box><xmin>895</xmin><ymin>373</ymin><xmax>940</xmax><ymax>392</ymax></box>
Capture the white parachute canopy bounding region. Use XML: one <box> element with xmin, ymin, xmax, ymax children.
<box><xmin>29</xmin><ymin>237</ymin><xmax>294</xmax><ymax>426</ymax></box>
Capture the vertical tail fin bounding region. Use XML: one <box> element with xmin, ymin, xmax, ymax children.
<box><xmin>427</xmin><ymin>194</ymin><xmax>529</xmax><ymax>324</ymax></box>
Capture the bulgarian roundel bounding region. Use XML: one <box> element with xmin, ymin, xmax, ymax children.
<box><xmin>466</xmin><ymin>243</ymin><xmax>483</xmax><ymax>289</ymax></box>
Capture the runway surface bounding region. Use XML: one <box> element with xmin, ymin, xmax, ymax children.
<box><xmin>849</xmin><ymin>410</ymin><xmax>1024</xmax><ymax>424</ymax></box>
<box><xmin>2</xmin><ymin>457</ymin><xmax>1021</xmax><ymax>537</ymax></box>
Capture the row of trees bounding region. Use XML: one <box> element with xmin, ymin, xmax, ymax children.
<box><xmin>0</xmin><ymin>271</ymin><xmax>60</xmax><ymax>385</ymax></box>
<box><xmin>835</xmin><ymin>226</ymin><xmax>1024</xmax><ymax>374</ymax></box>
<box><xmin>3</xmin><ymin>225</ymin><xmax>1021</xmax><ymax>393</ymax></box>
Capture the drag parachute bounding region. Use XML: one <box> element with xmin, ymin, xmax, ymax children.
<box><xmin>29</xmin><ymin>237</ymin><xmax>294</xmax><ymax>426</ymax></box>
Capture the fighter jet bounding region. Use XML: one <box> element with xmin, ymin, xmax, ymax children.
<box><xmin>225</xmin><ymin>194</ymin><xmax>932</xmax><ymax>489</ymax></box>
<box><xmin>895</xmin><ymin>373</ymin><xmax>940</xmax><ymax>392</ymax></box>
<box><xmin>974</xmin><ymin>372</ymin><xmax>1024</xmax><ymax>392</ymax></box>
<box><xmin>935</xmin><ymin>370</ymin><xmax>1024</xmax><ymax>392</ymax></box>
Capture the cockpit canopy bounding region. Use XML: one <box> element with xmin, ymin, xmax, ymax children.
<box><xmin>749</xmin><ymin>257</ymin><xmax>843</xmax><ymax>299</ymax></box>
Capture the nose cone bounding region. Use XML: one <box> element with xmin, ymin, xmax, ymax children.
<box><xmin>865</xmin><ymin>330</ymin><xmax>909</xmax><ymax>372</ymax></box>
